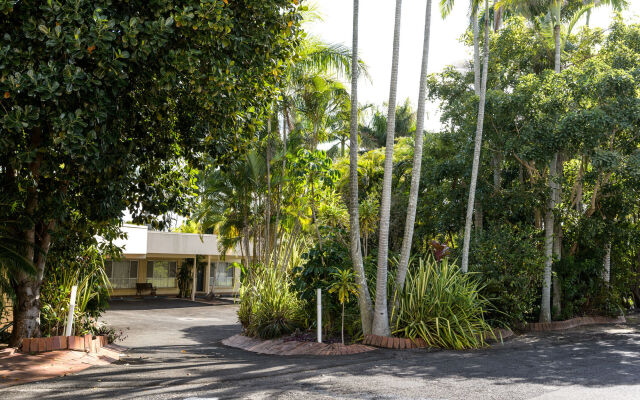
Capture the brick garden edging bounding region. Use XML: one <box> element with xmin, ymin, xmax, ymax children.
<box><xmin>363</xmin><ymin>328</ymin><xmax>514</xmax><ymax>349</ymax></box>
<box><xmin>518</xmin><ymin>315</ymin><xmax>626</xmax><ymax>332</ymax></box>
<box><xmin>222</xmin><ymin>334</ymin><xmax>376</xmax><ymax>356</ymax></box>
<box><xmin>19</xmin><ymin>334</ymin><xmax>110</xmax><ymax>354</ymax></box>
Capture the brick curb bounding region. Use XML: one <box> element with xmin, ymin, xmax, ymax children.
<box><xmin>222</xmin><ymin>334</ymin><xmax>376</xmax><ymax>356</ymax></box>
<box><xmin>363</xmin><ymin>327</ymin><xmax>514</xmax><ymax>349</ymax></box>
<box><xmin>19</xmin><ymin>334</ymin><xmax>111</xmax><ymax>354</ymax></box>
<box><xmin>517</xmin><ymin>315</ymin><xmax>626</xmax><ymax>332</ymax></box>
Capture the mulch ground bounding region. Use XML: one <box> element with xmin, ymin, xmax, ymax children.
<box><xmin>222</xmin><ymin>334</ymin><xmax>376</xmax><ymax>356</ymax></box>
<box><xmin>0</xmin><ymin>344</ymin><xmax>125</xmax><ymax>388</ymax></box>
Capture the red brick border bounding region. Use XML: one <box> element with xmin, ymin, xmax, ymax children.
<box><xmin>363</xmin><ymin>327</ymin><xmax>514</xmax><ymax>349</ymax></box>
<box><xmin>363</xmin><ymin>335</ymin><xmax>427</xmax><ymax>349</ymax></box>
<box><xmin>19</xmin><ymin>335</ymin><xmax>113</xmax><ymax>354</ymax></box>
<box><xmin>222</xmin><ymin>334</ymin><xmax>376</xmax><ymax>356</ymax></box>
<box><xmin>518</xmin><ymin>315</ymin><xmax>625</xmax><ymax>332</ymax></box>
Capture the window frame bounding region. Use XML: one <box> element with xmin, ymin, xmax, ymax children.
<box><xmin>146</xmin><ymin>260</ymin><xmax>178</xmax><ymax>288</ymax></box>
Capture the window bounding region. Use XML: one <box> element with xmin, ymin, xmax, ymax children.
<box><xmin>147</xmin><ymin>261</ymin><xmax>177</xmax><ymax>288</ymax></box>
<box><xmin>210</xmin><ymin>262</ymin><xmax>233</xmax><ymax>288</ymax></box>
<box><xmin>105</xmin><ymin>260</ymin><xmax>138</xmax><ymax>289</ymax></box>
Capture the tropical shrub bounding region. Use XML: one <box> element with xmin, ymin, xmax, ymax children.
<box><xmin>392</xmin><ymin>256</ymin><xmax>493</xmax><ymax>350</ymax></box>
<box><xmin>238</xmin><ymin>265</ymin><xmax>306</xmax><ymax>339</ymax></box>
<box><xmin>556</xmin><ymin>255</ymin><xmax>625</xmax><ymax>319</ymax></box>
<box><xmin>466</xmin><ymin>223</ymin><xmax>545</xmax><ymax>326</ymax></box>
<box><xmin>40</xmin><ymin>246</ymin><xmax>111</xmax><ymax>337</ymax></box>
<box><xmin>295</xmin><ymin>232</ymin><xmax>363</xmax><ymax>339</ymax></box>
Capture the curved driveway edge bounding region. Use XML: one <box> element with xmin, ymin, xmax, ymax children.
<box><xmin>222</xmin><ymin>334</ymin><xmax>377</xmax><ymax>356</ymax></box>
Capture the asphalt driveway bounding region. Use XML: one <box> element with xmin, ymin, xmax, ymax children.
<box><xmin>2</xmin><ymin>297</ymin><xmax>639</xmax><ymax>400</ymax></box>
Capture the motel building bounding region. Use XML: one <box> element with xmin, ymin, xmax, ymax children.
<box><xmin>105</xmin><ymin>224</ymin><xmax>243</xmax><ymax>297</ymax></box>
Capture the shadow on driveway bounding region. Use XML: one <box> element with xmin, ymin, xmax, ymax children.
<box><xmin>4</xmin><ymin>299</ymin><xmax>639</xmax><ymax>399</ymax></box>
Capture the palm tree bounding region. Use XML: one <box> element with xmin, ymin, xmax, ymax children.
<box><xmin>395</xmin><ymin>0</ymin><xmax>434</xmax><ymax>302</ymax></box>
<box><xmin>359</xmin><ymin>100</ymin><xmax>416</xmax><ymax>149</ymax></box>
<box><xmin>461</xmin><ymin>0</ymin><xmax>491</xmax><ymax>274</ymax></box>
<box><xmin>328</xmin><ymin>268</ymin><xmax>359</xmax><ymax>344</ymax></box>
<box><xmin>373</xmin><ymin>0</ymin><xmax>404</xmax><ymax>337</ymax></box>
<box><xmin>347</xmin><ymin>0</ymin><xmax>374</xmax><ymax>335</ymax></box>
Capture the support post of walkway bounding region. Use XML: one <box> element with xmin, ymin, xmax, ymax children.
<box><xmin>191</xmin><ymin>255</ymin><xmax>197</xmax><ymax>301</ymax></box>
<box><xmin>317</xmin><ymin>288</ymin><xmax>322</xmax><ymax>343</ymax></box>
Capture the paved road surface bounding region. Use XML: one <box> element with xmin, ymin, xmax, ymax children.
<box><xmin>3</xmin><ymin>297</ymin><xmax>639</xmax><ymax>399</ymax></box>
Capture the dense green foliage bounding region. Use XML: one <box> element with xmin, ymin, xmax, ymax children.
<box><xmin>392</xmin><ymin>257</ymin><xmax>493</xmax><ymax>349</ymax></box>
<box><xmin>467</xmin><ymin>224</ymin><xmax>545</xmax><ymax>325</ymax></box>
<box><xmin>0</xmin><ymin>0</ymin><xmax>303</xmax><ymax>343</ymax></box>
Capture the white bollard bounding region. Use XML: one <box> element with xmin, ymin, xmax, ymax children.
<box><xmin>64</xmin><ymin>285</ymin><xmax>78</xmax><ymax>337</ymax></box>
<box><xmin>316</xmin><ymin>288</ymin><xmax>322</xmax><ymax>343</ymax></box>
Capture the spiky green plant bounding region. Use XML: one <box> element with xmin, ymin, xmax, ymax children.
<box><xmin>40</xmin><ymin>246</ymin><xmax>111</xmax><ymax>336</ymax></box>
<box><xmin>392</xmin><ymin>256</ymin><xmax>494</xmax><ymax>349</ymax></box>
<box><xmin>238</xmin><ymin>264</ymin><xmax>306</xmax><ymax>339</ymax></box>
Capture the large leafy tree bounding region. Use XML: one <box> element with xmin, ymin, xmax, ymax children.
<box><xmin>0</xmin><ymin>0</ymin><xmax>302</xmax><ymax>345</ymax></box>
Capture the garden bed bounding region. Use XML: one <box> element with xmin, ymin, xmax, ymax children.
<box><xmin>222</xmin><ymin>334</ymin><xmax>376</xmax><ymax>356</ymax></box>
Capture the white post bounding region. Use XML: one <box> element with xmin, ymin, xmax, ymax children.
<box><xmin>316</xmin><ymin>288</ymin><xmax>322</xmax><ymax>343</ymax></box>
<box><xmin>206</xmin><ymin>255</ymin><xmax>211</xmax><ymax>295</ymax></box>
<box><xmin>191</xmin><ymin>256</ymin><xmax>197</xmax><ymax>301</ymax></box>
<box><xmin>64</xmin><ymin>285</ymin><xmax>78</xmax><ymax>336</ymax></box>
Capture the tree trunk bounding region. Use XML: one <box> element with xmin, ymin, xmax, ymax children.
<box><xmin>474</xmin><ymin>202</ymin><xmax>483</xmax><ymax>232</ymax></box>
<box><xmin>472</xmin><ymin>9</ymin><xmax>481</xmax><ymax>95</ymax></box>
<box><xmin>603</xmin><ymin>242</ymin><xmax>611</xmax><ymax>284</ymax></box>
<box><xmin>10</xmin><ymin>222</ymin><xmax>53</xmax><ymax>347</ymax></box>
<box><xmin>492</xmin><ymin>153</ymin><xmax>502</xmax><ymax>191</ymax></box>
<box><xmin>341</xmin><ymin>302</ymin><xmax>345</xmax><ymax>345</ymax></box>
<box><xmin>348</xmin><ymin>0</ymin><xmax>374</xmax><ymax>335</ymax></box>
<box><xmin>272</xmin><ymin>112</ymin><xmax>288</xmax><ymax>269</ymax></box>
<box><xmin>395</xmin><ymin>0</ymin><xmax>433</xmax><ymax>301</ymax></box>
<box><xmin>461</xmin><ymin>0</ymin><xmax>490</xmax><ymax>274</ymax></box>
<box><xmin>551</xmin><ymin>152</ymin><xmax>564</xmax><ymax>318</ymax></box>
<box><xmin>11</xmin><ymin>274</ymin><xmax>43</xmax><ymax>346</ymax></box>
<box><xmin>541</xmin><ymin>21</ymin><xmax>562</xmax><ymax>323</ymax></box>
<box><xmin>309</xmin><ymin>179</ymin><xmax>325</xmax><ymax>265</ymax></box>
<box><xmin>373</xmin><ymin>0</ymin><xmax>403</xmax><ymax>337</ymax></box>
<box><xmin>265</xmin><ymin>113</ymin><xmax>272</xmax><ymax>265</ymax></box>
<box><xmin>552</xmin><ymin>222</ymin><xmax>563</xmax><ymax>318</ymax></box>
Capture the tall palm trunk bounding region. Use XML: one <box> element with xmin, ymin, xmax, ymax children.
<box><xmin>394</xmin><ymin>0</ymin><xmax>433</xmax><ymax>302</ymax></box>
<box><xmin>461</xmin><ymin>0</ymin><xmax>490</xmax><ymax>273</ymax></box>
<box><xmin>373</xmin><ymin>0</ymin><xmax>403</xmax><ymax>337</ymax></box>
<box><xmin>472</xmin><ymin>9</ymin><xmax>481</xmax><ymax>95</ymax></box>
<box><xmin>265</xmin><ymin>113</ymin><xmax>272</xmax><ymax>265</ymax></box>
<box><xmin>541</xmin><ymin>19</ymin><xmax>562</xmax><ymax>323</ymax></box>
<box><xmin>348</xmin><ymin>0</ymin><xmax>374</xmax><ymax>334</ymax></box>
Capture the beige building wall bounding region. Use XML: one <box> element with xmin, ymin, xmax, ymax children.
<box><xmin>108</xmin><ymin>254</ymin><xmax>242</xmax><ymax>297</ymax></box>
<box><xmin>104</xmin><ymin>225</ymin><xmax>244</xmax><ymax>297</ymax></box>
